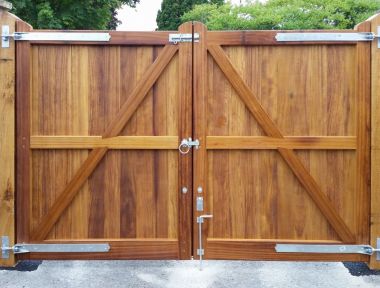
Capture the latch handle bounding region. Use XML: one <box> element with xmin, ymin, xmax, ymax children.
<box><xmin>178</xmin><ymin>138</ymin><xmax>200</xmax><ymax>155</ymax></box>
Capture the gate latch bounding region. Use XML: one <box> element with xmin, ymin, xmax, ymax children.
<box><xmin>1</xmin><ymin>236</ymin><xmax>110</xmax><ymax>259</ymax></box>
<box><xmin>169</xmin><ymin>33</ymin><xmax>199</xmax><ymax>44</ymax></box>
<box><xmin>179</xmin><ymin>138</ymin><xmax>200</xmax><ymax>155</ymax></box>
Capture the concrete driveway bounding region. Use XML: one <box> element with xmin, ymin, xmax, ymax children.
<box><xmin>1</xmin><ymin>260</ymin><xmax>380</xmax><ymax>288</ymax></box>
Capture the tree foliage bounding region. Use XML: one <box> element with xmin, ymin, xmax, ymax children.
<box><xmin>157</xmin><ymin>0</ymin><xmax>224</xmax><ymax>31</ymax></box>
<box><xmin>182</xmin><ymin>0</ymin><xmax>380</xmax><ymax>30</ymax></box>
<box><xmin>8</xmin><ymin>0</ymin><xmax>140</xmax><ymax>30</ymax></box>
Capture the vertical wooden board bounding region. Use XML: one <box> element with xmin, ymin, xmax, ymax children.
<box><xmin>0</xmin><ymin>11</ymin><xmax>17</xmax><ymax>266</ymax></box>
<box><xmin>369</xmin><ymin>14</ymin><xmax>380</xmax><ymax>269</ymax></box>
<box><xmin>16</xmin><ymin>20</ymin><xmax>32</xmax><ymax>248</ymax></box>
<box><xmin>193</xmin><ymin>22</ymin><xmax>209</xmax><ymax>258</ymax></box>
<box><xmin>87</xmin><ymin>47</ymin><xmax>108</xmax><ymax>238</ymax></box>
<box><xmin>69</xmin><ymin>46</ymin><xmax>89</xmax><ymax>239</ymax></box>
<box><xmin>135</xmin><ymin>150</ymin><xmax>156</xmax><ymax>238</ymax></box>
<box><xmin>355</xmin><ymin>21</ymin><xmax>371</xmax><ymax>247</ymax></box>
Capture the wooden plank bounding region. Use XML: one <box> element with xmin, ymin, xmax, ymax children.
<box><xmin>207</xmin><ymin>30</ymin><xmax>359</xmax><ymax>46</ymax></box>
<box><xmin>30</xmin><ymin>136</ymin><xmax>179</xmax><ymax>149</ymax></box>
<box><xmin>207</xmin><ymin>136</ymin><xmax>357</xmax><ymax>150</ymax></box>
<box><xmin>354</xmin><ymin>21</ymin><xmax>371</xmax><ymax>253</ymax></box>
<box><xmin>193</xmin><ymin>22</ymin><xmax>209</xmax><ymax>259</ymax></box>
<box><xmin>0</xmin><ymin>9</ymin><xmax>17</xmax><ymax>267</ymax></box>
<box><xmin>206</xmin><ymin>239</ymin><xmax>368</xmax><ymax>261</ymax></box>
<box><xmin>178</xmin><ymin>22</ymin><xmax>193</xmax><ymax>259</ymax></box>
<box><xmin>19</xmin><ymin>239</ymin><xmax>179</xmax><ymax>260</ymax></box>
<box><xmin>208</xmin><ymin>44</ymin><xmax>355</xmax><ymax>243</ymax></box>
<box><xmin>369</xmin><ymin>13</ymin><xmax>380</xmax><ymax>270</ymax></box>
<box><xmin>16</xmin><ymin>20</ymin><xmax>33</xmax><ymax>248</ymax></box>
<box><xmin>30</xmin><ymin>45</ymin><xmax>178</xmax><ymax>241</ymax></box>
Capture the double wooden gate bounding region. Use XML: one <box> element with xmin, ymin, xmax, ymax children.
<box><xmin>9</xmin><ymin>18</ymin><xmax>378</xmax><ymax>266</ymax></box>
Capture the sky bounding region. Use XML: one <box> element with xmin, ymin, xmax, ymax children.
<box><xmin>117</xmin><ymin>0</ymin><xmax>249</xmax><ymax>31</ymax></box>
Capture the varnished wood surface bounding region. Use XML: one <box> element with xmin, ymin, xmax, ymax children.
<box><xmin>16</xmin><ymin>20</ymin><xmax>32</xmax><ymax>247</ymax></box>
<box><xmin>207</xmin><ymin>136</ymin><xmax>357</xmax><ymax>150</ymax></box>
<box><xmin>30</xmin><ymin>136</ymin><xmax>178</xmax><ymax>149</ymax></box>
<box><xmin>207</xmin><ymin>43</ymin><xmax>355</xmax><ymax>243</ymax></box>
<box><xmin>207</xmin><ymin>30</ymin><xmax>361</xmax><ymax>46</ymax></box>
<box><xmin>369</xmin><ymin>14</ymin><xmax>380</xmax><ymax>269</ymax></box>
<box><xmin>206</xmin><ymin>239</ymin><xmax>368</xmax><ymax>261</ymax></box>
<box><xmin>18</xmin><ymin>29</ymin><xmax>187</xmax><ymax>258</ymax></box>
<box><xmin>196</xmin><ymin>21</ymin><xmax>371</xmax><ymax>261</ymax></box>
<box><xmin>0</xmin><ymin>10</ymin><xmax>18</xmax><ymax>267</ymax></box>
<box><xmin>14</xmin><ymin>20</ymin><xmax>374</xmax><ymax>263</ymax></box>
<box><xmin>177</xmin><ymin>22</ymin><xmax>193</xmax><ymax>259</ymax></box>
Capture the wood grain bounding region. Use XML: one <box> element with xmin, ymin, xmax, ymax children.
<box><xmin>207</xmin><ymin>30</ymin><xmax>360</xmax><ymax>46</ymax></box>
<box><xmin>369</xmin><ymin>13</ymin><xmax>380</xmax><ymax>269</ymax></box>
<box><xmin>207</xmin><ymin>44</ymin><xmax>354</xmax><ymax>243</ymax></box>
<box><xmin>30</xmin><ymin>136</ymin><xmax>178</xmax><ymax>149</ymax></box>
<box><xmin>207</xmin><ymin>136</ymin><xmax>357</xmax><ymax>150</ymax></box>
<box><xmin>193</xmin><ymin>22</ymin><xmax>209</xmax><ymax>259</ymax></box>
<box><xmin>178</xmin><ymin>22</ymin><xmax>193</xmax><ymax>259</ymax></box>
<box><xmin>0</xmin><ymin>10</ymin><xmax>18</xmax><ymax>267</ymax></box>
<box><xmin>16</xmin><ymin>20</ymin><xmax>32</xmax><ymax>248</ymax></box>
<box><xmin>29</xmin><ymin>45</ymin><xmax>179</xmax><ymax>241</ymax></box>
<box><xmin>206</xmin><ymin>239</ymin><xmax>368</xmax><ymax>261</ymax></box>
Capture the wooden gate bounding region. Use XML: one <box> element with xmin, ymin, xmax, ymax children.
<box><xmin>193</xmin><ymin>22</ymin><xmax>371</xmax><ymax>262</ymax></box>
<box><xmin>1</xmin><ymin>16</ymin><xmax>378</xmax><ymax>268</ymax></box>
<box><xmin>16</xmin><ymin>21</ymin><xmax>193</xmax><ymax>260</ymax></box>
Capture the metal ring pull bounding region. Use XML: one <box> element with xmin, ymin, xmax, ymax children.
<box><xmin>179</xmin><ymin>140</ymin><xmax>191</xmax><ymax>154</ymax></box>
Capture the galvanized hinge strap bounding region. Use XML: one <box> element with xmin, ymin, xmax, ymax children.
<box><xmin>275</xmin><ymin>32</ymin><xmax>376</xmax><ymax>42</ymax></box>
<box><xmin>169</xmin><ymin>33</ymin><xmax>199</xmax><ymax>44</ymax></box>
<box><xmin>1</xmin><ymin>236</ymin><xmax>110</xmax><ymax>259</ymax></box>
<box><xmin>276</xmin><ymin>239</ymin><xmax>380</xmax><ymax>261</ymax></box>
<box><xmin>2</xmin><ymin>26</ymin><xmax>111</xmax><ymax>48</ymax></box>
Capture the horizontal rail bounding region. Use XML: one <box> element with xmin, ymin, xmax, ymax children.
<box><xmin>27</xmin><ymin>31</ymin><xmax>174</xmax><ymax>45</ymax></box>
<box><xmin>207</xmin><ymin>30</ymin><xmax>363</xmax><ymax>46</ymax></box>
<box><xmin>206</xmin><ymin>136</ymin><xmax>357</xmax><ymax>150</ymax></box>
<box><xmin>30</xmin><ymin>136</ymin><xmax>178</xmax><ymax>149</ymax></box>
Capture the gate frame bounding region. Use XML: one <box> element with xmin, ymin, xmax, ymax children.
<box><xmin>0</xmin><ymin>0</ymin><xmax>380</xmax><ymax>268</ymax></box>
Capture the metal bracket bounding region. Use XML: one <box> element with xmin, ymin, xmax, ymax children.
<box><xmin>1</xmin><ymin>25</ymin><xmax>10</xmax><ymax>48</ymax></box>
<box><xmin>169</xmin><ymin>33</ymin><xmax>199</xmax><ymax>44</ymax></box>
<box><xmin>197</xmin><ymin>248</ymin><xmax>204</xmax><ymax>256</ymax></box>
<box><xmin>1</xmin><ymin>29</ymin><xmax>111</xmax><ymax>48</ymax></box>
<box><xmin>275</xmin><ymin>32</ymin><xmax>376</xmax><ymax>43</ymax></box>
<box><xmin>1</xmin><ymin>236</ymin><xmax>110</xmax><ymax>259</ymax></box>
<box><xmin>275</xmin><ymin>240</ymin><xmax>380</xmax><ymax>261</ymax></box>
<box><xmin>196</xmin><ymin>197</ymin><xmax>204</xmax><ymax>211</ymax></box>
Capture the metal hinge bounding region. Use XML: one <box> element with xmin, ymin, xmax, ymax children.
<box><xmin>169</xmin><ymin>33</ymin><xmax>200</xmax><ymax>44</ymax></box>
<box><xmin>1</xmin><ymin>236</ymin><xmax>110</xmax><ymax>259</ymax></box>
<box><xmin>275</xmin><ymin>239</ymin><xmax>380</xmax><ymax>260</ymax></box>
<box><xmin>276</xmin><ymin>28</ymin><xmax>380</xmax><ymax>48</ymax></box>
<box><xmin>1</xmin><ymin>25</ymin><xmax>111</xmax><ymax>48</ymax></box>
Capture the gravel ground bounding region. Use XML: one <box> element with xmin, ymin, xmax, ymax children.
<box><xmin>1</xmin><ymin>260</ymin><xmax>380</xmax><ymax>288</ymax></box>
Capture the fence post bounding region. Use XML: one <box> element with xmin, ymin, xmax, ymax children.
<box><xmin>369</xmin><ymin>13</ymin><xmax>380</xmax><ymax>270</ymax></box>
<box><xmin>0</xmin><ymin>0</ymin><xmax>17</xmax><ymax>267</ymax></box>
